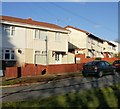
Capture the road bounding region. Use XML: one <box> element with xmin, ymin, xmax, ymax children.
<box><xmin>1</xmin><ymin>73</ymin><xmax>120</xmax><ymax>103</ymax></box>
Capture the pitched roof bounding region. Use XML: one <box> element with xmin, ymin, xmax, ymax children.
<box><xmin>65</xmin><ymin>25</ymin><xmax>89</xmax><ymax>34</ymax></box>
<box><xmin>65</xmin><ymin>25</ymin><xmax>104</xmax><ymax>42</ymax></box>
<box><xmin>104</xmin><ymin>40</ymin><xmax>116</xmax><ymax>47</ymax></box>
<box><xmin>1</xmin><ymin>16</ymin><xmax>67</xmax><ymax>31</ymax></box>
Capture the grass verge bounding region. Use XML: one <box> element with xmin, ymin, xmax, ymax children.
<box><xmin>1</xmin><ymin>72</ymin><xmax>82</xmax><ymax>86</ymax></box>
<box><xmin>2</xmin><ymin>83</ymin><xmax>120</xmax><ymax>108</ymax></box>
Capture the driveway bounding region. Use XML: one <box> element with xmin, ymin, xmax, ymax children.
<box><xmin>1</xmin><ymin>72</ymin><xmax>120</xmax><ymax>103</ymax></box>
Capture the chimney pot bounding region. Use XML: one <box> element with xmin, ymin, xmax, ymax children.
<box><xmin>28</xmin><ymin>17</ymin><xmax>32</xmax><ymax>20</ymax></box>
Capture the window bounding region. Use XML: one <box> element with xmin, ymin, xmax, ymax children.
<box><xmin>55</xmin><ymin>32</ymin><xmax>60</xmax><ymax>41</ymax></box>
<box><xmin>11</xmin><ymin>26</ymin><xmax>15</xmax><ymax>36</ymax></box>
<box><xmin>92</xmin><ymin>40</ymin><xmax>95</xmax><ymax>45</ymax></box>
<box><xmin>5</xmin><ymin>50</ymin><xmax>10</xmax><ymax>59</ymax></box>
<box><xmin>11</xmin><ymin>50</ymin><xmax>15</xmax><ymax>59</ymax></box>
<box><xmin>3</xmin><ymin>25</ymin><xmax>15</xmax><ymax>36</ymax></box>
<box><xmin>98</xmin><ymin>62</ymin><xmax>105</xmax><ymax>66</ymax></box>
<box><xmin>40</xmin><ymin>30</ymin><xmax>47</xmax><ymax>40</ymax></box>
<box><xmin>35</xmin><ymin>50</ymin><xmax>47</xmax><ymax>55</ymax></box>
<box><xmin>97</xmin><ymin>42</ymin><xmax>100</xmax><ymax>46</ymax></box>
<box><xmin>35</xmin><ymin>51</ymin><xmax>41</xmax><ymax>54</ymax></box>
<box><xmin>112</xmin><ymin>46</ymin><xmax>116</xmax><ymax>50</ymax></box>
<box><xmin>35</xmin><ymin>29</ymin><xmax>47</xmax><ymax>40</ymax></box>
<box><xmin>108</xmin><ymin>45</ymin><xmax>112</xmax><ymax>50</ymax></box>
<box><xmin>0</xmin><ymin>49</ymin><xmax>2</xmax><ymax>60</ymax></box>
<box><xmin>2</xmin><ymin>49</ymin><xmax>16</xmax><ymax>60</ymax></box>
<box><xmin>104</xmin><ymin>62</ymin><xmax>110</xmax><ymax>66</ymax></box>
<box><xmin>35</xmin><ymin>30</ymin><xmax>40</xmax><ymax>39</ymax></box>
<box><xmin>55</xmin><ymin>53</ymin><xmax>59</xmax><ymax>61</ymax></box>
<box><xmin>88</xmin><ymin>37</ymin><xmax>91</xmax><ymax>43</ymax></box>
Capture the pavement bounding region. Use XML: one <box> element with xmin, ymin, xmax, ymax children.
<box><xmin>1</xmin><ymin>72</ymin><xmax>120</xmax><ymax>103</ymax></box>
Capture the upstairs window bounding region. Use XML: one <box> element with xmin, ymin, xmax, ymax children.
<box><xmin>88</xmin><ymin>37</ymin><xmax>91</xmax><ymax>43</ymax></box>
<box><xmin>91</xmin><ymin>39</ymin><xmax>93</xmax><ymax>44</ymax></box>
<box><xmin>3</xmin><ymin>25</ymin><xmax>15</xmax><ymax>36</ymax></box>
<box><xmin>108</xmin><ymin>45</ymin><xmax>112</xmax><ymax>50</ymax></box>
<box><xmin>97</xmin><ymin>42</ymin><xmax>101</xmax><ymax>46</ymax></box>
<box><xmin>35</xmin><ymin>29</ymin><xmax>47</xmax><ymax>40</ymax></box>
<box><xmin>92</xmin><ymin>39</ymin><xmax>95</xmax><ymax>45</ymax></box>
<box><xmin>35</xmin><ymin>30</ymin><xmax>40</xmax><ymax>39</ymax></box>
<box><xmin>11</xmin><ymin>26</ymin><xmax>15</xmax><ymax>36</ymax></box>
<box><xmin>55</xmin><ymin>32</ymin><xmax>60</xmax><ymax>41</ymax></box>
<box><xmin>40</xmin><ymin>30</ymin><xmax>47</xmax><ymax>40</ymax></box>
<box><xmin>112</xmin><ymin>46</ymin><xmax>116</xmax><ymax>50</ymax></box>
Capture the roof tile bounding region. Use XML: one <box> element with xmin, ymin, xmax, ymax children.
<box><xmin>1</xmin><ymin>16</ymin><xmax>67</xmax><ymax>31</ymax></box>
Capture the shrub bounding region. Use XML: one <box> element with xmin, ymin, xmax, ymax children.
<box><xmin>95</xmin><ymin>57</ymin><xmax>101</xmax><ymax>60</ymax></box>
<box><xmin>86</xmin><ymin>56</ymin><xmax>91</xmax><ymax>58</ymax></box>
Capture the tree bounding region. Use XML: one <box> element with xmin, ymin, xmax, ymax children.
<box><xmin>114</xmin><ymin>52</ymin><xmax>120</xmax><ymax>59</ymax></box>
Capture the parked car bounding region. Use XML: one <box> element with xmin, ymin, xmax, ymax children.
<box><xmin>82</xmin><ymin>60</ymin><xmax>116</xmax><ymax>77</ymax></box>
<box><xmin>112</xmin><ymin>60</ymin><xmax>120</xmax><ymax>72</ymax></box>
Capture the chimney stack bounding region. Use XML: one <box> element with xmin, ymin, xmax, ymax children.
<box><xmin>28</xmin><ymin>17</ymin><xmax>32</xmax><ymax>20</ymax></box>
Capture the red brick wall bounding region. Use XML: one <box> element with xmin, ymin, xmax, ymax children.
<box><xmin>101</xmin><ymin>58</ymin><xmax>119</xmax><ymax>63</ymax></box>
<box><xmin>6</xmin><ymin>67</ymin><xmax>18</xmax><ymax>78</ymax></box>
<box><xmin>75</xmin><ymin>54</ymin><xmax>119</xmax><ymax>63</ymax></box>
<box><xmin>5</xmin><ymin>64</ymin><xmax>47</xmax><ymax>78</ymax></box>
<box><xmin>75</xmin><ymin>54</ymin><xmax>94</xmax><ymax>63</ymax></box>
<box><xmin>5</xmin><ymin>57</ymin><xmax>119</xmax><ymax>78</ymax></box>
<box><xmin>21</xmin><ymin>64</ymin><xmax>47</xmax><ymax>77</ymax></box>
<box><xmin>47</xmin><ymin>64</ymin><xmax>77</xmax><ymax>74</ymax></box>
<box><xmin>83</xmin><ymin>58</ymin><xmax>95</xmax><ymax>63</ymax></box>
<box><xmin>77</xmin><ymin>63</ymin><xmax>85</xmax><ymax>71</ymax></box>
<box><xmin>5</xmin><ymin>63</ymin><xmax>84</xmax><ymax>78</ymax></box>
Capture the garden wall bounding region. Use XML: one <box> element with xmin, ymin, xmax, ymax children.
<box><xmin>5</xmin><ymin>63</ymin><xmax>85</xmax><ymax>78</ymax></box>
<box><xmin>5</xmin><ymin>56</ymin><xmax>119</xmax><ymax>79</ymax></box>
<box><xmin>101</xmin><ymin>58</ymin><xmax>119</xmax><ymax>63</ymax></box>
<box><xmin>75</xmin><ymin>54</ymin><xmax>119</xmax><ymax>63</ymax></box>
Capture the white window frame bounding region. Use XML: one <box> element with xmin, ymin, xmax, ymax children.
<box><xmin>55</xmin><ymin>32</ymin><xmax>60</xmax><ymax>41</ymax></box>
<box><xmin>0</xmin><ymin>49</ymin><xmax>2</xmax><ymax>60</ymax></box>
<box><xmin>34</xmin><ymin>29</ymin><xmax>47</xmax><ymax>40</ymax></box>
<box><xmin>35</xmin><ymin>29</ymin><xmax>40</xmax><ymax>39</ymax></box>
<box><xmin>112</xmin><ymin>46</ymin><xmax>116</xmax><ymax>50</ymax></box>
<box><xmin>55</xmin><ymin>53</ymin><xmax>60</xmax><ymax>61</ymax></box>
<box><xmin>92</xmin><ymin>39</ymin><xmax>95</xmax><ymax>45</ymax></box>
<box><xmin>88</xmin><ymin>37</ymin><xmax>91</xmax><ymax>43</ymax></box>
<box><xmin>2</xmin><ymin>49</ymin><xmax>16</xmax><ymax>60</ymax></box>
<box><xmin>40</xmin><ymin>30</ymin><xmax>47</xmax><ymax>40</ymax></box>
<box><xmin>3</xmin><ymin>25</ymin><xmax>15</xmax><ymax>36</ymax></box>
<box><xmin>98</xmin><ymin>42</ymin><xmax>101</xmax><ymax>47</ymax></box>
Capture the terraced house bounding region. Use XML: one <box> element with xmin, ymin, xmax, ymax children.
<box><xmin>1</xmin><ymin>16</ymin><xmax>74</xmax><ymax>69</ymax></box>
<box><xmin>103</xmin><ymin>40</ymin><xmax>116</xmax><ymax>58</ymax></box>
<box><xmin>65</xmin><ymin>26</ymin><xmax>116</xmax><ymax>58</ymax></box>
<box><xmin>1</xmin><ymin>16</ymin><xmax>117</xmax><ymax>70</ymax></box>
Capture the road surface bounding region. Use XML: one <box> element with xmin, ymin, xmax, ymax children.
<box><xmin>1</xmin><ymin>73</ymin><xmax>120</xmax><ymax>103</ymax></box>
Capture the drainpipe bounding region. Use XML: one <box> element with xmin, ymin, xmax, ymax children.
<box><xmin>45</xmin><ymin>35</ymin><xmax>48</xmax><ymax>66</ymax></box>
<box><xmin>45</xmin><ymin>35</ymin><xmax>49</xmax><ymax>74</ymax></box>
<box><xmin>86</xmin><ymin>33</ymin><xmax>90</xmax><ymax>57</ymax></box>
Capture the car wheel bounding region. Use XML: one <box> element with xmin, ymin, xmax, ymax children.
<box><xmin>97</xmin><ymin>71</ymin><xmax>103</xmax><ymax>78</ymax></box>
